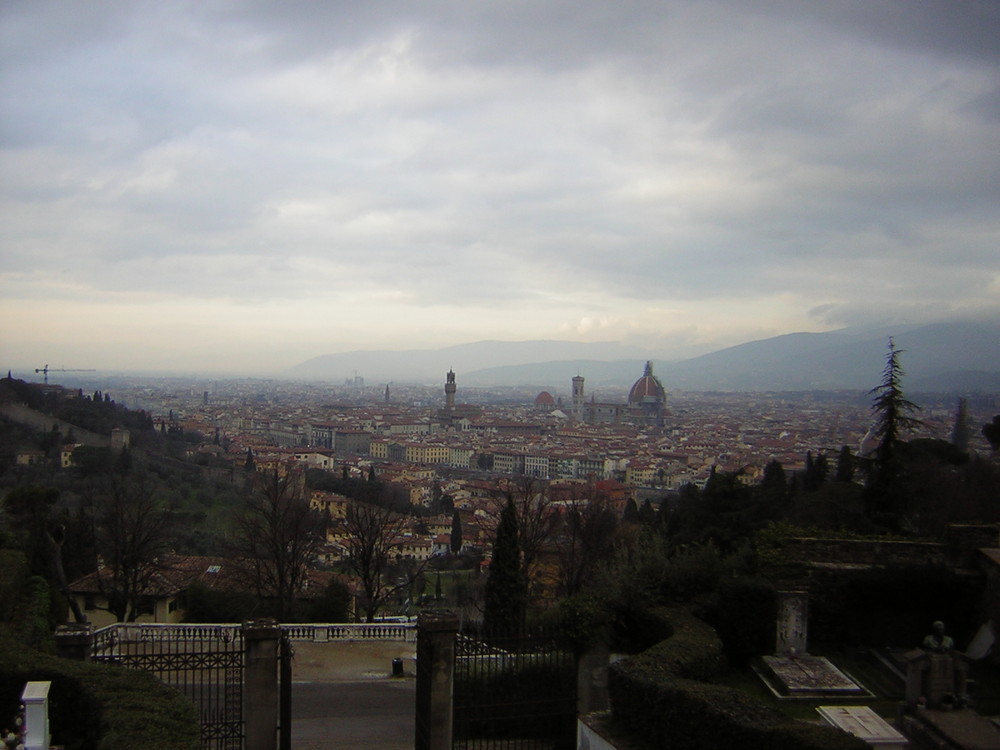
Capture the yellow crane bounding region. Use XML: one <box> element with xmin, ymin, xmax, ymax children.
<box><xmin>34</xmin><ymin>364</ymin><xmax>96</xmax><ymax>384</ymax></box>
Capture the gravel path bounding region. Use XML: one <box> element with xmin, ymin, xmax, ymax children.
<box><xmin>289</xmin><ymin>640</ymin><xmax>417</xmax><ymax>749</ymax></box>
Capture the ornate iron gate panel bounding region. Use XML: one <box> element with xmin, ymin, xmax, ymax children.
<box><xmin>453</xmin><ymin>629</ymin><xmax>577</xmax><ymax>750</ymax></box>
<box><xmin>93</xmin><ymin>624</ymin><xmax>244</xmax><ymax>749</ymax></box>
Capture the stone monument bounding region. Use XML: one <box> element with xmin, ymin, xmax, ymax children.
<box><xmin>904</xmin><ymin>621</ymin><xmax>968</xmax><ymax>710</ymax></box>
<box><xmin>898</xmin><ymin>620</ymin><xmax>1000</xmax><ymax>750</ymax></box>
<box><xmin>758</xmin><ymin>591</ymin><xmax>868</xmax><ymax>699</ymax></box>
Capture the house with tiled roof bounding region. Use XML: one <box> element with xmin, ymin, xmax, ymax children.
<box><xmin>68</xmin><ymin>555</ymin><xmax>233</xmax><ymax>628</ymax></box>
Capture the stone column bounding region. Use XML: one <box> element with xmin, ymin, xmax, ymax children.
<box><xmin>775</xmin><ymin>591</ymin><xmax>809</xmax><ymax>656</ymax></box>
<box><xmin>415</xmin><ymin>610</ymin><xmax>459</xmax><ymax>750</ymax></box>
<box><xmin>244</xmin><ymin>619</ymin><xmax>280</xmax><ymax>750</ymax></box>
<box><xmin>54</xmin><ymin>623</ymin><xmax>93</xmax><ymax>661</ymax></box>
<box><xmin>577</xmin><ymin>641</ymin><xmax>610</xmax><ymax>715</ymax></box>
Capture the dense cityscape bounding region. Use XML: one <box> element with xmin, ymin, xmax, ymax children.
<box><xmin>4</xmin><ymin>0</ymin><xmax>1000</xmax><ymax>746</ymax></box>
<box><xmin>4</xmin><ymin>348</ymin><xmax>1000</xmax><ymax>748</ymax></box>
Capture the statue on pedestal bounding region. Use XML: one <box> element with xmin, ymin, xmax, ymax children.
<box><xmin>921</xmin><ymin>621</ymin><xmax>955</xmax><ymax>654</ymax></box>
<box><xmin>905</xmin><ymin>620</ymin><xmax>968</xmax><ymax>710</ymax></box>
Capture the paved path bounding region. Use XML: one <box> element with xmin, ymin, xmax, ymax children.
<box><xmin>289</xmin><ymin>640</ymin><xmax>416</xmax><ymax>750</ymax></box>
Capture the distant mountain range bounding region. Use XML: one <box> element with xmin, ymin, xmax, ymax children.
<box><xmin>289</xmin><ymin>321</ymin><xmax>1000</xmax><ymax>393</ymax></box>
<box><xmin>289</xmin><ymin>340</ymin><xmax>648</xmax><ymax>384</ymax></box>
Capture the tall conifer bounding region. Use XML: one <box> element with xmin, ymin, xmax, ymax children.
<box><xmin>483</xmin><ymin>496</ymin><xmax>525</xmax><ymax>636</ymax></box>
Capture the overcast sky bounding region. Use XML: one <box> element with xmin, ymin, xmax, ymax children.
<box><xmin>2</xmin><ymin>0</ymin><xmax>998</xmax><ymax>375</ymax></box>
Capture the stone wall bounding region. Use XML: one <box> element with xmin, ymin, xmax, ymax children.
<box><xmin>777</xmin><ymin>527</ymin><xmax>997</xmax><ymax>572</ymax></box>
<box><xmin>778</xmin><ymin>537</ymin><xmax>947</xmax><ymax>568</ymax></box>
<box><xmin>0</xmin><ymin>402</ymin><xmax>110</xmax><ymax>448</ymax></box>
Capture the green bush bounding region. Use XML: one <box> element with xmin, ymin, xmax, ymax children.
<box><xmin>0</xmin><ymin>631</ymin><xmax>199</xmax><ymax>750</ymax></box>
<box><xmin>555</xmin><ymin>592</ymin><xmax>615</xmax><ymax>654</ymax></box>
<box><xmin>609</xmin><ymin>601</ymin><xmax>675</xmax><ymax>654</ymax></box>
<box><xmin>712</xmin><ymin>577</ymin><xmax>776</xmax><ymax>665</ymax></box>
<box><xmin>0</xmin><ymin>550</ymin><xmax>28</xmax><ymax>623</ymax></box>
<box><xmin>607</xmin><ymin>609</ymin><xmax>868</xmax><ymax>750</ymax></box>
<box><xmin>624</xmin><ymin>607</ymin><xmax>724</xmax><ymax>682</ymax></box>
<box><xmin>660</xmin><ymin>544</ymin><xmax>726</xmax><ymax>601</ymax></box>
<box><xmin>16</xmin><ymin>576</ymin><xmax>55</xmax><ymax>653</ymax></box>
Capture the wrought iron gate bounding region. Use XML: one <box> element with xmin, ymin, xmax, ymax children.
<box><xmin>93</xmin><ymin>624</ymin><xmax>245</xmax><ymax>749</ymax></box>
<box><xmin>452</xmin><ymin>629</ymin><xmax>577</xmax><ymax>750</ymax></box>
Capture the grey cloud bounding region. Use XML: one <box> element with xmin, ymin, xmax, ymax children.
<box><xmin>2</xmin><ymin>0</ymin><xmax>998</xmax><ymax>361</ymax></box>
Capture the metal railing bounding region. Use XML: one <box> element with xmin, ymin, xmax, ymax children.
<box><xmin>92</xmin><ymin>623</ymin><xmax>245</xmax><ymax>750</ymax></box>
<box><xmin>94</xmin><ymin>621</ymin><xmax>417</xmax><ymax>648</ymax></box>
<box><xmin>453</xmin><ymin>628</ymin><xmax>577</xmax><ymax>750</ymax></box>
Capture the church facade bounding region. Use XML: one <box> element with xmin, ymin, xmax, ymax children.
<box><xmin>569</xmin><ymin>361</ymin><xmax>668</xmax><ymax>428</ymax></box>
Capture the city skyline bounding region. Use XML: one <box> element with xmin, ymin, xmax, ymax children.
<box><xmin>2</xmin><ymin>1</ymin><xmax>999</xmax><ymax>374</ymax></box>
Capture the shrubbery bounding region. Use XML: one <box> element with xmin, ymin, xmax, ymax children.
<box><xmin>0</xmin><ymin>629</ymin><xmax>200</xmax><ymax>750</ymax></box>
<box><xmin>0</xmin><ymin>550</ymin><xmax>198</xmax><ymax>749</ymax></box>
<box><xmin>711</xmin><ymin>576</ymin><xmax>776</xmax><ymax>665</ymax></box>
<box><xmin>607</xmin><ymin>608</ymin><xmax>869</xmax><ymax>750</ymax></box>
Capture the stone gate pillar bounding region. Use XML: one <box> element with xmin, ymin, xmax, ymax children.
<box><xmin>54</xmin><ymin>623</ymin><xmax>93</xmax><ymax>661</ymax></box>
<box><xmin>577</xmin><ymin>641</ymin><xmax>610</xmax><ymax>715</ymax></box>
<box><xmin>244</xmin><ymin>619</ymin><xmax>280</xmax><ymax>750</ymax></box>
<box><xmin>415</xmin><ymin>610</ymin><xmax>459</xmax><ymax>750</ymax></box>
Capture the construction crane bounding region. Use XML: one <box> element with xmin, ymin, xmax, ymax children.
<box><xmin>34</xmin><ymin>364</ymin><xmax>96</xmax><ymax>384</ymax></box>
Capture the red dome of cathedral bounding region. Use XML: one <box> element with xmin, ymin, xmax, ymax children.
<box><xmin>535</xmin><ymin>391</ymin><xmax>556</xmax><ymax>406</ymax></box>
<box><xmin>628</xmin><ymin>361</ymin><xmax>665</xmax><ymax>404</ymax></box>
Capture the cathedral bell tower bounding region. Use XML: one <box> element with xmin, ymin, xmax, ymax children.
<box><xmin>571</xmin><ymin>375</ymin><xmax>585</xmax><ymax>422</ymax></box>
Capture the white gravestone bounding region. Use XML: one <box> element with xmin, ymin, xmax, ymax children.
<box><xmin>817</xmin><ymin>706</ymin><xmax>908</xmax><ymax>749</ymax></box>
<box><xmin>21</xmin><ymin>680</ymin><xmax>51</xmax><ymax>750</ymax></box>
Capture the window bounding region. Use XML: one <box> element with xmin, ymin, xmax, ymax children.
<box><xmin>168</xmin><ymin>599</ymin><xmax>178</xmax><ymax>614</ymax></box>
<box><xmin>84</xmin><ymin>595</ymin><xmax>95</xmax><ymax>611</ymax></box>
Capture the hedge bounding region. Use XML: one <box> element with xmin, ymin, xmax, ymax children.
<box><xmin>607</xmin><ymin>608</ymin><xmax>869</xmax><ymax>750</ymax></box>
<box><xmin>0</xmin><ymin>628</ymin><xmax>200</xmax><ymax>750</ymax></box>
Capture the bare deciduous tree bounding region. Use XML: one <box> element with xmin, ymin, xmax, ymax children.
<box><xmin>343</xmin><ymin>500</ymin><xmax>424</xmax><ymax>622</ymax></box>
<box><xmin>555</xmin><ymin>497</ymin><xmax>619</xmax><ymax>597</ymax></box>
<box><xmin>231</xmin><ymin>469</ymin><xmax>327</xmax><ymax>621</ymax></box>
<box><xmin>88</xmin><ymin>474</ymin><xmax>174</xmax><ymax>622</ymax></box>
<box><xmin>484</xmin><ymin>477</ymin><xmax>559</xmax><ymax>594</ymax></box>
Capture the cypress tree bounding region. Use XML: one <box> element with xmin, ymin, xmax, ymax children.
<box><xmin>450</xmin><ymin>510</ymin><xmax>463</xmax><ymax>554</ymax></box>
<box><xmin>761</xmin><ymin>459</ymin><xmax>786</xmax><ymax>501</ymax></box>
<box><xmin>622</xmin><ymin>497</ymin><xmax>639</xmax><ymax>524</ymax></box>
<box><xmin>835</xmin><ymin>445</ymin><xmax>854</xmax><ymax>483</ymax></box>
<box><xmin>637</xmin><ymin>499</ymin><xmax>656</xmax><ymax>526</ymax></box>
<box><xmin>951</xmin><ymin>398</ymin><xmax>971</xmax><ymax>454</ymax></box>
<box><xmin>483</xmin><ymin>496</ymin><xmax>525</xmax><ymax>636</ymax></box>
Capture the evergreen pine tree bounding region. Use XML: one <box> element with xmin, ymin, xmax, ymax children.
<box><xmin>951</xmin><ymin>398</ymin><xmax>971</xmax><ymax>454</ymax></box>
<box><xmin>115</xmin><ymin>444</ymin><xmax>132</xmax><ymax>474</ymax></box>
<box><xmin>483</xmin><ymin>497</ymin><xmax>525</xmax><ymax>636</ymax></box>
<box><xmin>985</xmin><ymin>415</ymin><xmax>1000</xmax><ymax>452</ymax></box>
<box><xmin>803</xmin><ymin>451</ymin><xmax>816</xmax><ymax>491</ymax></box>
<box><xmin>866</xmin><ymin>337</ymin><xmax>922</xmax><ymax>523</ymax></box>
<box><xmin>835</xmin><ymin>445</ymin><xmax>854</xmax><ymax>483</ymax></box>
<box><xmin>813</xmin><ymin>453</ymin><xmax>829</xmax><ymax>487</ymax></box>
<box><xmin>637</xmin><ymin>499</ymin><xmax>656</xmax><ymax>526</ymax></box>
<box><xmin>761</xmin><ymin>459</ymin><xmax>786</xmax><ymax>501</ymax></box>
<box><xmin>622</xmin><ymin>497</ymin><xmax>639</xmax><ymax>524</ymax></box>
